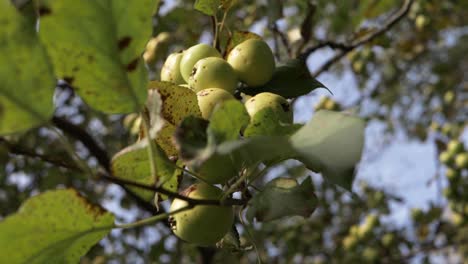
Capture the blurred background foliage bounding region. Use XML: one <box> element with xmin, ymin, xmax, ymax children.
<box><xmin>1</xmin><ymin>0</ymin><xmax>467</xmax><ymax>263</ymax></box>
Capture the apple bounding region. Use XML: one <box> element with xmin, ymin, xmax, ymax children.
<box><xmin>454</xmin><ymin>153</ymin><xmax>468</xmax><ymax>169</ymax></box>
<box><xmin>161</xmin><ymin>52</ymin><xmax>185</xmax><ymax>84</ymax></box>
<box><xmin>227</xmin><ymin>39</ymin><xmax>275</xmax><ymax>87</ymax></box>
<box><xmin>188</xmin><ymin>57</ymin><xmax>238</xmax><ymax>93</ymax></box>
<box><xmin>169</xmin><ymin>183</ymin><xmax>234</xmax><ymax>246</ymax></box>
<box><xmin>447</xmin><ymin>140</ymin><xmax>464</xmax><ymax>155</ymax></box>
<box><xmin>244</xmin><ymin>92</ymin><xmax>293</xmax><ymax>123</ymax></box>
<box><xmin>197</xmin><ymin>88</ymin><xmax>235</xmax><ymax>119</ymax></box>
<box><xmin>180</xmin><ymin>43</ymin><xmax>221</xmax><ymax>82</ymax></box>
<box><xmin>439</xmin><ymin>151</ymin><xmax>453</xmax><ymax>165</ymax></box>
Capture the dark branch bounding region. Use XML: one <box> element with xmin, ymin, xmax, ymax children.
<box><xmin>52</xmin><ymin>116</ymin><xmax>110</xmax><ymax>171</ymax></box>
<box><xmin>0</xmin><ymin>137</ymin><xmax>81</xmax><ymax>171</ymax></box>
<box><xmin>98</xmin><ymin>173</ymin><xmax>247</xmax><ymax>207</ymax></box>
<box><xmin>298</xmin><ymin>0</ymin><xmax>414</xmax><ymax>77</ymax></box>
<box><xmin>270</xmin><ymin>22</ymin><xmax>292</xmax><ymax>59</ymax></box>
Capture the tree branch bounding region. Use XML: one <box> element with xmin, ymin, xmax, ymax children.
<box><xmin>0</xmin><ymin>137</ymin><xmax>81</xmax><ymax>171</ymax></box>
<box><xmin>298</xmin><ymin>0</ymin><xmax>414</xmax><ymax>77</ymax></box>
<box><xmin>52</xmin><ymin>116</ymin><xmax>110</xmax><ymax>170</ymax></box>
<box><xmin>98</xmin><ymin>173</ymin><xmax>247</xmax><ymax>207</ymax></box>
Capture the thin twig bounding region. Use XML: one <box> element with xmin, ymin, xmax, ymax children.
<box><xmin>299</xmin><ymin>0</ymin><xmax>414</xmax><ymax>77</ymax></box>
<box><xmin>98</xmin><ymin>173</ymin><xmax>247</xmax><ymax>206</ymax></box>
<box><xmin>0</xmin><ymin>137</ymin><xmax>81</xmax><ymax>171</ymax></box>
<box><xmin>52</xmin><ymin>116</ymin><xmax>110</xmax><ymax>170</ymax></box>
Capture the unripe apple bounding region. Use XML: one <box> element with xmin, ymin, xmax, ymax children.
<box><xmin>445</xmin><ymin>168</ymin><xmax>460</xmax><ymax>182</ymax></box>
<box><xmin>244</xmin><ymin>92</ymin><xmax>293</xmax><ymax>123</ymax></box>
<box><xmin>169</xmin><ymin>183</ymin><xmax>234</xmax><ymax>246</ymax></box>
<box><xmin>439</xmin><ymin>151</ymin><xmax>453</xmax><ymax>165</ymax></box>
<box><xmin>227</xmin><ymin>39</ymin><xmax>275</xmax><ymax>87</ymax></box>
<box><xmin>161</xmin><ymin>52</ymin><xmax>185</xmax><ymax>84</ymax></box>
<box><xmin>342</xmin><ymin>235</ymin><xmax>358</xmax><ymax>250</ymax></box>
<box><xmin>381</xmin><ymin>233</ymin><xmax>395</xmax><ymax>247</ymax></box>
<box><xmin>447</xmin><ymin>140</ymin><xmax>464</xmax><ymax>155</ymax></box>
<box><xmin>197</xmin><ymin>88</ymin><xmax>235</xmax><ymax>119</ymax></box>
<box><xmin>180</xmin><ymin>43</ymin><xmax>221</xmax><ymax>82</ymax></box>
<box><xmin>454</xmin><ymin>153</ymin><xmax>468</xmax><ymax>169</ymax></box>
<box><xmin>189</xmin><ymin>57</ymin><xmax>238</xmax><ymax>93</ymax></box>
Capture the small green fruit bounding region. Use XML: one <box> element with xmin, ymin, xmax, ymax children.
<box><xmin>161</xmin><ymin>52</ymin><xmax>185</xmax><ymax>84</ymax></box>
<box><xmin>197</xmin><ymin>88</ymin><xmax>235</xmax><ymax>119</ymax></box>
<box><xmin>342</xmin><ymin>235</ymin><xmax>358</xmax><ymax>250</ymax></box>
<box><xmin>454</xmin><ymin>153</ymin><xmax>468</xmax><ymax>169</ymax></box>
<box><xmin>447</xmin><ymin>140</ymin><xmax>464</xmax><ymax>155</ymax></box>
<box><xmin>445</xmin><ymin>168</ymin><xmax>460</xmax><ymax>182</ymax></box>
<box><xmin>189</xmin><ymin>57</ymin><xmax>238</xmax><ymax>93</ymax></box>
<box><xmin>439</xmin><ymin>151</ymin><xmax>453</xmax><ymax>165</ymax></box>
<box><xmin>169</xmin><ymin>183</ymin><xmax>234</xmax><ymax>246</ymax></box>
<box><xmin>245</xmin><ymin>92</ymin><xmax>293</xmax><ymax>124</ymax></box>
<box><xmin>381</xmin><ymin>233</ymin><xmax>395</xmax><ymax>247</ymax></box>
<box><xmin>180</xmin><ymin>43</ymin><xmax>221</xmax><ymax>82</ymax></box>
<box><xmin>362</xmin><ymin>247</ymin><xmax>379</xmax><ymax>262</ymax></box>
<box><xmin>227</xmin><ymin>39</ymin><xmax>275</xmax><ymax>87</ymax></box>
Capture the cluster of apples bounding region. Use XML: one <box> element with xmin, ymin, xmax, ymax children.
<box><xmin>160</xmin><ymin>39</ymin><xmax>293</xmax><ymax>246</ymax></box>
<box><xmin>439</xmin><ymin>139</ymin><xmax>468</xmax><ymax>225</ymax></box>
<box><xmin>160</xmin><ymin>39</ymin><xmax>292</xmax><ymax>123</ymax></box>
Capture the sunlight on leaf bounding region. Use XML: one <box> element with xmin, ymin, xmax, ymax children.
<box><xmin>0</xmin><ymin>1</ymin><xmax>55</xmax><ymax>134</ymax></box>
<box><xmin>194</xmin><ymin>0</ymin><xmax>220</xmax><ymax>16</ymax></box>
<box><xmin>207</xmin><ymin>100</ymin><xmax>250</xmax><ymax>143</ymax></box>
<box><xmin>290</xmin><ymin>110</ymin><xmax>366</xmax><ymax>190</ymax></box>
<box><xmin>37</xmin><ymin>0</ymin><xmax>156</xmax><ymax>113</ymax></box>
<box><xmin>0</xmin><ymin>189</ymin><xmax>114</xmax><ymax>263</ymax></box>
<box><xmin>111</xmin><ymin>142</ymin><xmax>177</xmax><ymax>201</ymax></box>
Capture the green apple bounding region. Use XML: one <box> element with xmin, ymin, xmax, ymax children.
<box><xmin>342</xmin><ymin>235</ymin><xmax>358</xmax><ymax>250</ymax></box>
<box><xmin>169</xmin><ymin>183</ymin><xmax>234</xmax><ymax>246</ymax></box>
<box><xmin>161</xmin><ymin>52</ymin><xmax>185</xmax><ymax>84</ymax></box>
<box><xmin>197</xmin><ymin>88</ymin><xmax>235</xmax><ymax>119</ymax></box>
<box><xmin>244</xmin><ymin>92</ymin><xmax>293</xmax><ymax>123</ymax></box>
<box><xmin>454</xmin><ymin>152</ymin><xmax>468</xmax><ymax>169</ymax></box>
<box><xmin>445</xmin><ymin>168</ymin><xmax>460</xmax><ymax>182</ymax></box>
<box><xmin>439</xmin><ymin>151</ymin><xmax>453</xmax><ymax>165</ymax></box>
<box><xmin>227</xmin><ymin>39</ymin><xmax>275</xmax><ymax>87</ymax></box>
<box><xmin>447</xmin><ymin>140</ymin><xmax>464</xmax><ymax>155</ymax></box>
<box><xmin>188</xmin><ymin>57</ymin><xmax>238</xmax><ymax>93</ymax></box>
<box><xmin>180</xmin><ymin>43</ymin><xmax>221</xmax><ymax>82</ymax></box>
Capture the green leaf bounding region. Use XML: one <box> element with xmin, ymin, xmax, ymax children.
<box><xmin>207</xmin><ymin>100</ymin><xmax>250</xmax><ymax>143</ymax></box>
<box><xmin>240</xmin><ymin>58</ymin><xmax>328</xmax><ymax>99</ymax></box>
<box><xmin>246</xmin><ymin>177</ymin><xmax>317</xmax><ymax>222</ymax></box>
<box><xmin>0</xmin><ymin>1</ymin><xmax>55</xmax><ymax>135</ymax></box>
<box><xmin>194</xmin><ymin>0</ymin><xmax>220</xmax><ymax>16</ymax></box>
<box><xmin>174</xmin><ymin>116</ymin><xmax>210</xmax><ymax>161</ymax></box>
<box><xmin>0</xmin><ymin>189</ymin><xmax>114</xmax><ymax>263</ymax></box>
<box><xmin>244</xmin><ymin>108</ymin><xmax>302</xmax><ymax>137</ymax></box>
<box><xmin>146</xmin><ymin>81</ymin><xmax>202</xmax><ymax>156</ymax></box>
<box><xmin>290</xmin><ymin>110</ymin><xmax>366</xmax><ymax>190</ymax></box>
<box><xmin>111</xmin><ymin>142</ymin><xmax>176</xmax><ymax>201</ymax></box>
<box><xmin>224</xmin><ymin>31</ymin><xmax>262</xmax><ymax>56</ymax></box>
<box><xmin>37</xmin><ymin>0</ymin><xmax>156</xmax><ymax>113</ymax></box>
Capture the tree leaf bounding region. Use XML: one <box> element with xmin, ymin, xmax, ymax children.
<box><xmin>239</xmin><ymin>58</ymin><xmax>328</xmax><ymax>99</ymax></box>
<box><xmin>111</xmin><ymin>142</ymin><xmax>176</xmax><ymax>201</ymax></box>
<box><xmin>37</xmin><ymin>0</ymin><xmax>156</xmax><ymax>113</ymax></box>
<box><xmin>0</xmin><ymin>189</ymin><xmax>114</xmax><ymax>263</ymax></box>
<box><xmin>0</xmin><ymin>1</ymin><xmax>55</xmax><ymax>135</ymax></box>
<box><xmin>224</xmin><ymin>31</ymin><xmax>262</xmax><ymax>57</ymax></box>
<box><xmin>145</xmin><ymin>81</ymin><xmax>202</xmax><ymax>156</ymax></box>
<box><xmin>207</xmin><ymin>100</ymin><xmax>250</xmax><ymax>143</ymax></box>
<box><xmin>244</xmin><ymin>108</ymin><xmax>302</xmax><ymax>137</ymax></box>
<box><xmin>194</xmin><ymin>0</ymin><xmax>220</xmax><ymax>16</ymax></box>
<box><xmin>290</xmin><ymin>110</ymin><xmax>366</xmax><ymax>190</ymax></box>
<box><xmin>246</xmin><ymin>177</ymin><xmax>317</xmax><ymax>222</ymax></box>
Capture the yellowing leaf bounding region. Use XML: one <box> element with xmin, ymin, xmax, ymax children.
<box><xmin>38</xmin><ymin>0</ymin><xmax>156</xmax><ymax>113</ymax></box>
<box><xmin>0</xmin><ymin>189</ymin><xmax>114</xmax><ymax>263</ymax></box>
<box><xmin>0</xmin><ymin>1</ymin><xmax>55</xmax><ymax>134</ymax></box>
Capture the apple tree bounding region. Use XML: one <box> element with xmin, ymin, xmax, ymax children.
<box><xmin>0</xmin><ymin>0</ymin><xmax>467</xmax><ymax>263</ymax></box>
